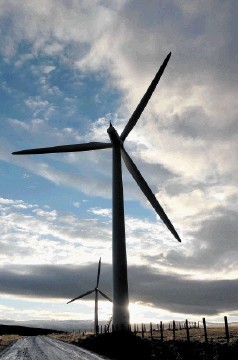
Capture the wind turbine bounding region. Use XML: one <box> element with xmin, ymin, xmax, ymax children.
<box><xmin>67</xmin><ymin>258</ymin><xmax>112</xmax><ymax>335</ymax></box>
<box><xmin>13</xmin><ymin>52</ymin><xmax>181</xmax><ymax>331</ymax></box>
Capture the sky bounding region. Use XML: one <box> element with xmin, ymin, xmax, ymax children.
<box><xmin>0</xmin><ymin>0</ymin><xmax>238</xmax><ymax>331</ymax></box>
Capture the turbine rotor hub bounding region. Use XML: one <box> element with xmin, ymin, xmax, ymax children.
<box><xmin>107</xmin><ymin>125</ymin><xmax>123</xmax><ymax>147</ymax></box>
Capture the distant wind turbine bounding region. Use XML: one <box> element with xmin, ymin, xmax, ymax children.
<box><xmin>13</xmin><ymin>52</ymin><xmax>181</xmax><ymax>331</ymax></box>
<box><xmin>67</xmin><ymin>258</ymin><xmax>112</xmax><ymax>335</ymax></box>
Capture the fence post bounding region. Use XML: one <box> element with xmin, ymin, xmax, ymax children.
<box><xmin>224</xmin><ymin>316</ymin><xmax>230</xmax><ymax>343</ymax></box>
<box><xmin>185</xmin><ymin>319</ymin><xmax>190</xmax><ymax>342</ymax></box>
<box><xmin>173</xmin><ymin>320</ymin><xmax>176</xmax><ymax>340</ymax></box>
<box><xmin>141</xmin><ymin>323</ymin><xmax>144</xmax><ymax>338</ymax></box>
<box><xmin>203</xmin><ymin>318</ymin><xmax>208</xmax><ymax>343</ymax></box>
<box><xmin>160</xmin><ymin>321</ymin><xmax>164</xmax><ymax>342</ymax></box>
<box><xmin>150</xmin><ymin>322</ymin><xmax>153</xmax><ymax>339</ymax></box>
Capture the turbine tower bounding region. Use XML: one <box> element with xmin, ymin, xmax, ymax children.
<box><xmin>67</xmin><ymin>258</ymin><xmax>112</xmax><ymax>335</ymax></box>
<box><xmin>13</xmin><ymin>52</ymin><xmax>181</xmax><ymax>331</ymax></box>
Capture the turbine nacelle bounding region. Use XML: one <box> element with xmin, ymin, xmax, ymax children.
<box><xmin>107</xmin><ymin>123</ymin><xmax>122</xmax><ymax>147</ymax></box>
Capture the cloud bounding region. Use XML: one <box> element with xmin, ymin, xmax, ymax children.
<box><xmin>1</xmin><ymin>196</ymin><xmax>237</xmax><ymax>284</ymax></box>
<box><xmin>42</xmin><ymin>66</ymin><xmax>56</xmax><ymax>74</ymax></box>
<box><xmin>73</xmin><ymin>202</ymin><xmax>80</xmax><ymax>208</ymax></box>
<box><xmin>0</xmin><ymin>198</ymin><xmax>113</xmax><ymax>266</ymax></box>
<box><xmin>0</xmin><ymin>263</ymin><xmax>237</xmax><ymax>317</ymax></box>
<box><xmin>0</xmin><ymin>0</ymin><xmax>118</xmax><ymax>61</ymax></box>
<box><xmin>129</xmin><ymin>266</ymin><xmax>238</xmax><ymax>316</ymax></box>
<box><xmin>88</xmin><ymin>208</ymin><xmax>112</xmax><ymax>217</ymax></box>
<box><xmin>0</xmin><ymin>197</ymin><xmax>178</xmax><ymax>268</ymax></box>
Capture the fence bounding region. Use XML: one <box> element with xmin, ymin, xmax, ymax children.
<box><xmin>131</xmin><ymin>316</ymin><xmax>234</xmax><ymax>344</ymax></box>
<box><xmin>75</xmin><ymin>316</ymin><xmax>237</xmax><ymax>344</ymax></box>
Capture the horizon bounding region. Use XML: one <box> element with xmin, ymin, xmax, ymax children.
<box><xmin>1</xmin><ymin>316</ymin><xmax>238</xmax><ymax>334</ymax></box>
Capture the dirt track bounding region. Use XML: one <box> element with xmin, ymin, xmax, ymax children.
<box><xmin>0</xmin><ymin>336</ymin><xmax>108</xmax><ymax>359</ymax></box>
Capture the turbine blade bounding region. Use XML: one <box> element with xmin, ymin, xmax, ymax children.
<box><xmin>120</xmin><ymin>52</ymin><xmax>171</xmax><ymax>142</ymax></box>
<box><xmin>121</xmin><ymin>147</ymin><xmax>181</xmax><ymax>242</ymax></box>
<box><xmin>12</xmin><ymin>142</ymin><xmax>112</xmax><ymax>155</ymax></box>
<box><xmin>67</xmin><ymin>289</ymin><xmax>94</xmax><ymax>304</ymax></box>
<box><xmin>98</xmin><ymin>289</ymin><xmax>112</xmax><ymax>302</ymax></box>
<box><xmin>96</xmin><ymin>257</ymin><xmax>101</xmax><ymax>288</ymax></box>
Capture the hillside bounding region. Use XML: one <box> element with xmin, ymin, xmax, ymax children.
<box><xmin>0</xmin><ymin>324</ymin><xmax>64</xmax><ymax>336</ymax></box>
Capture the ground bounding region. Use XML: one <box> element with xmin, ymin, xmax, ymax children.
<box><xmin>49</xmin><ymin>326</ymin><xmax>238</xmax><ymax>344</ymax></box>
<box><xmin>0</xmin><ymin>334</ymin><xmax>22</xmax><ymax>352</ymax></box>
<box><xmin>1</xmin><ymin>326</ymin><xmax>238</xmax><ymax>359</ymax></box>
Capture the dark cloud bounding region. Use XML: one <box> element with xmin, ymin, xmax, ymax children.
<box><xmin>164</xmin><ymin>208</ymin><xmax>238</xmax><ymax>271</ymax></box>
<box><xmin>1</xmin><ymin>263</ymin><xmax>237</xmax><ymax>316</ymax></box>
<box><xmin>129</xmin><ymin>266</ymin><xmax>238</xmax><ymax>315</ymax></box>
<box><xmin>0</xmin><ymin>263</ymin><xmax>112</xmax><ymax>301</ymax></box>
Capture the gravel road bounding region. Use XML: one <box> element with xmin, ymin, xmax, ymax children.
<box><xmin>0</xmin><ymin>336</ymin><xmax>109</xmax><ymax>359</ymax></box>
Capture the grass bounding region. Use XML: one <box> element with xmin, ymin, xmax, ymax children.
<box><xmin>50</xmin><ymin>325</ymin><xmax>238</xmax><ymax>344</ymax></box>
<box><xmin>142</xmin><ymin>326</ymin><xmax>238</xmax><ymax>343</ymax></box>
<box><xmin>0</xmin><ymin>334</ymin><xmax>22</xmax><ymax>352</ymax></box>
<box><xmin>50</xmin><ymin>327</ymin><xmax>238</xmax><ymax>359</ymax></box>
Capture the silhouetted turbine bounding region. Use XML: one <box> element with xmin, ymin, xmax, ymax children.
<box><xmin>13</xmin><ymin>52</ymin><xmax>181</xmax><ymax>331</ymax></box>
<box><xmin>67</xmin><ymin>258</ymin><xmax>112</xmax><ymax>335</ymax></box>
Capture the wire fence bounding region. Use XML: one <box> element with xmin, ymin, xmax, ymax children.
<box><xmin>130</xmin><ymin>316</ymin><xmax>237</xmax><ymax>344</ymax></box>
<box><xmin>78</xmin><ymin>316</ymin><xmax>238</xmax><ymax>344</ymax></box>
